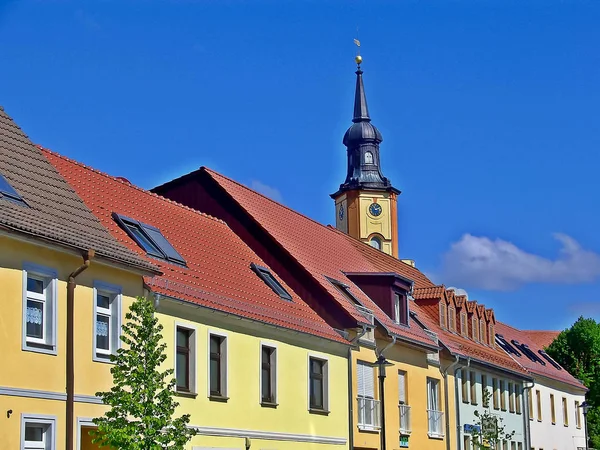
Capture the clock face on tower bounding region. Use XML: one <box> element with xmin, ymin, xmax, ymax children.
<box><xmin>339</xmin><ymin>205</ymin><xmax>344</xmax><ymax>221</ymax></box>
<box><xmin>369</xmin><ymin>203</ymin><xmax>382</xmax><ymax>217</ymax></box>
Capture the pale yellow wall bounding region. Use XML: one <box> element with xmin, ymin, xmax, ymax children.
<box><xmin>158</xmin><ymin>303</ymin><xmax>350</xmax><ymax>449</ymax></box>
<box><xmin>351</xmin><ymin>338</ymin><xmax>454</xmax><ymax>450</ymax></box>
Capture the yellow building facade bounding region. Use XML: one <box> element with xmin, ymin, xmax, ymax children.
<box><xmin>0</xmin><ymin>236</ymin><xmax>147</xmax><ymax>450</ymax></box>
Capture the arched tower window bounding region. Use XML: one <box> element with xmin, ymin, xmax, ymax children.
<box><xmin>364</xmin><ymin>151</ymin><xmax>373</xmax><ymax>164</ymax></box>
<box><xmin>369</xmin><ymin>237</ymin><xmax>382</xmax><ymax>250</ymax></box>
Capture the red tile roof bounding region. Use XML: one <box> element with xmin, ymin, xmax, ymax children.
<box><xmin>522</xmin><ymin>330</ymin><xmax>560</xmax><ymax>350</ymax></box>
<box><xmin>202</xmin><ymin>168</ymin><xmax>439</xmax><ymax>349</ymax></box>
<box><xmin>44</xmin><ymin>151</ymin><xmax>346</xmax><ymax>344</ymax></box>
<box><xmin>496</xmin><ymin>323</ymin><xmax>584</xmax><ymax>389</ymax></box>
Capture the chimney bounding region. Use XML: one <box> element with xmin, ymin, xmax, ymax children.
<box><xmin>401</xmin><ymin>259</ymin><xmax>415</xmax><ymax>267</ymax></box>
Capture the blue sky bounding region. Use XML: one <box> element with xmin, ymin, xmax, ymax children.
<box><xmin>2</xmin><ymin>0</ymin><xmax>599</xmax><ymax>331</ymax></box>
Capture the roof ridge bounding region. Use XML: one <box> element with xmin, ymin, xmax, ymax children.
<box><xmin>39</xmin><ymin>147</ymin><xmax>228</xmax><ymax>226</ymax></box>
<box><xmin>203</xmin><ymin>167</ymin><xmax>338</xmax><ymax>233</ymax></box>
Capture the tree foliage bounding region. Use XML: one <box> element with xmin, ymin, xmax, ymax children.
<box><xmin>547</xmin><ymin>316</ymin><xmax>600</xmax><ymax>449</ymax></box>
<box><xmin>91</xmin><ymin>296</ymin><xmax>197</xmax><ymax>449</ymax></box>
<box><xmin>470</xmin><ymin>389</ymin><xmax>515</xmax><ymax>449</ymax></box>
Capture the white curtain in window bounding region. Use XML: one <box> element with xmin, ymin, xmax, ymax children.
<box><xmin>398</xmin><ymin>372</ymin><xmax>406</xmax><ymax>404</ymax></box>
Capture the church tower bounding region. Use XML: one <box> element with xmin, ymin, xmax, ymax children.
<box><xmin>331</xmin><ymin>55</ymin><xmax>400</xmax><ymax>257</ymax></box>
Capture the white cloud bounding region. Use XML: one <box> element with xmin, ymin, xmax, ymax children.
<box><xmin>441</xmin><ymin>233</ymin><xmax>600</xmax><ymax>291</ymax></box>
<box><xmin>250</xmin><ymin>180</ymin><xmax>284</xmax><ymax>204</ymax></box>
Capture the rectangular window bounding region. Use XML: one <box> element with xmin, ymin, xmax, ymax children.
<box><xmin>481</xmin><ymin>375</ymin><xmax>488</xmax><ymax>407</ymax></box>
<box><xmin>209</xmin><ymin>333</ymin><xmax>227</xmax><ymax>397</ymax></box>
<box><xmin>427</xmin><ymin>378</ymin><xmax>444</xmax><ymax>437</ymax></box>
<box><xmin>93</xmin><ymin>283</ymin><xmax>121</xmax><ymax>361</ymax></box>
<box><xmin>460</xmin><ymin>312</ymin><xmax>467</xmax><ymax>336</ymax></box>
<box><xmin>470</xmin><ymin>371</ymin><xmax>477</xmax><ymax>405</ymax></box>
<box><xmin>536</xmin><ymin>390</ymin><xmax>542</xmax><ymax>421</ymax></box>
<box><xmin>175</xmin><ymin>326</ymin><xmax>196</xmax><ymax>393</ymax></box>
<box><xmin>448</xmin><ymin>306</ymin><xmax>456</xmax><ymax>332</ymax></box>
<box><xmin>515</xmin><ymin>385</ymin><xmax>522</xmax><ymax>414</ymax></box>
<box><xmin>357</xmin><ymin>361</ymin><xmax>378</xmax><ymax>428</ymax></box>
<box><xmin>251</xmin><ymin>263</ymin><xmax>292</xmax><ymax>301</ymax></box>
<box><xmin>21</xmin><ymin>415</ymin><xmax>56</xmax><ymax>450</ymax></box>
<box><xmin>472</xmin><ymin>317</ymin><xmax>479</xmax><ymax>341</ymax></box>
<box><xmin>517</xmin><ymin>443</ymin><xmax>522</xmax><ymax>450</ymax></box>
<box><xmin>398</xmin><ymin>370</ymin><xmax>410</xmax><ymax>433</ymax></box>
<box><xmin>398</xmin><ymin>370</ymin><xmax>407</xmax><ymax>404</ymax></box>
<box><xmin>511</xmin><ymin>442</ymin><xmax>516</xmax><ymax>450</ymax></box>
<box><xmin>489</xmin><ymin>323</ymin><xmax>495</xmax><ymax>347</ymax></box>
<box><xmin>309</xmin><ymin>357</ymin><xmax>328</xmax><ymax>411</ymax></box>
<box><xmin>500</xmin><ymin>380</ymin><xmax>507</xmax><ymax>411</ymax></box>
<box><xmin>23</xmin><ymin>265</ymin><xmax>57</xmax><ymax>354</ymax></box>
<box><xmin>502</xmin><ymin>441</ymin><xmax>508</xmax><ymax>450</ymax></box>
<box><xmin>261</xmin><ymin>345</ymin><xmax>277</xmax><ymax>404</ymax></box>
<box><xmin>480</xmin><ymin>320</ymin><xmax>486</xmax><ymax>343</ymax></box>
<box><xmin>575</xmin><ymin>401</ymin><xmax>581</xmax><ymax>428</ymax></box>
<box><xmin>439</xmin><ymin>303</ymin><xmax>447</xmax><ymax>329</ymax></box>
<box><xmin>462</xmin><ymin>369</ymin><xmax>469</xmax><ymax>403</ymax></box>
<box><xmin>550</xmin><ymin>394</ymin><xmax>556</xmax><ymax>424</ymax></box>
<box><xmin>493</xmin><ymin>378</ymin><xmax>499</xmax><ymax>409</ymax></box>
<box><xmin>529</xmin><ymin>390</ymin><xmax>534</xmax><ymax>419</ymax></box>
<box><xmin>393</xmin><ymin>292</ymin><xmax>408</xmax><ymax>325</ymax></box>
<box><xmin>509</xmin><ymin>382</ymin><xmax>515</xmax><ymax>413</ymax></box>
<box><xmin>562</xmin><ymin>397</ymin><xmax>568</xmax><ymax>426</ymax></box>
<box><xmin>464</xmin><ymin>436</ymin><xmax>471</xmax><ymax>450</ymax></box>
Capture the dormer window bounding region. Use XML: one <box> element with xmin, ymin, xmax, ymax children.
<box><xmin>439</xmin><ymin>303</ymin><xmax>447</xmax><ymax>329</ymax></box>
<box><xmin>479</xmin><ymin>320</ymin><xmax>486</xmax><ymax>344</ymax></box>
<box><xmin>472</xmin><ymin>317</ymin><xmax>479</xmax><ymax>341</ymax></box>
<box><xmin>364</xmin><ymin>151</ymin><xmax>374</xmax><ymax>164</ymax></box>
<box><xmin>460</xmin><ymin>312</ymin><xmax>467</xmax><ymax>336</ymax></box>
<box><xmin>0</xmin><ymin>172</ymin><xmax>27</xmax><ymax>206</ymax></box>
<box><xmin>394</xmin><ymin>293</ymin><xmax>401</xmax><ymax>324</ymax></box>
<box><xmin>112</xmin><ymin>213</ymin><xmax>186</xmax><ymax>265</ymax></box>
<box><xmin>448</xmin><ymin>307</ymin><xmax>456</xmax><ymax>332</ymax></box>
<box><xmin>251</xmin><ymin>263</ymin><xmax>293</xmax><ymax>301</ymax></box>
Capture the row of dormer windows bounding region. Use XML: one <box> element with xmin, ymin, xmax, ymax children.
<box><xmin>440</xmin><ymin>303</ymin><xmax>495</xmax><ymax>346</ymax></box>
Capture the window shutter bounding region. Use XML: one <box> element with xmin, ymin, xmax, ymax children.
<box><xmin>357</xmin><ymin>362</ymin><xmax>374</xmax><ymax>398</ymax></box>
<box><xmin>398</xmin><ymin>372</ymin><xmax>406</xmax><ymax>404</ymax></box>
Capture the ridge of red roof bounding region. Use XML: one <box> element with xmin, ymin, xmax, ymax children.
<box><xmin>413</xmin><ymin>285</ymin><xmax>446</xmax><ymax>300</ymax></box>
<box><xmin>496</xmin><ymin>323</ymin><xmax>584</xmax><ymax>389</ymax></box>
<box><xmin>521</xmin><ymin>330</ymin><xmax>560</xmax><ymax>350</ymax></box>
<box><xmin>44</xmin><ymin>151</ymin><xmax>347</xmax><ymax>344</ymax></box>
<box><xmin>202</xmin><ymin>167</ymin><xmax>439</xmax><ymax>348</ymax></box>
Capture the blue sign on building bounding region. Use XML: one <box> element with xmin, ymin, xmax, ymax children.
<box><xmin>464</xmin><ymin>424</ymin><xmax>481</xmax><ymax>434</ymax></box>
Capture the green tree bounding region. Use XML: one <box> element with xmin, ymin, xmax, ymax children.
<box><xmin>91</xmin><ymin>296</ymin><xmax>197</xmax><ymax>449</ymax></box>
<box><xmin>470</xmin><ymin>389</ymin><xmax>515</xmax><ymax>449</ymax></box>
<box><xmin>547</xmin><ymin>316</ymin><xmax>600</xmax><ymax>449</ymax></box>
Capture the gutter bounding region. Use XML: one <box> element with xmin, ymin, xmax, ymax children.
<box><xmin>522</xmin><ymin>381</ymin><xmax>535</xmax><ymax>450</ymax></box>
<box><xmin>348</xmin><ymin>325</ymin><xmax>368</xmax><ymax>450</ymax></box>
<box><xmin>440</xmin><ymin>354</ymin><xmax>464</xmax><ymax>450</ymax></box>
<box><xmin>454</xmin><ymin>357</ymin><xmax>471</xmax><ymax>450</ymax></box>
<box><xmin>66</xmin><ymin>250</ymin><xmax>94</xmax><ymax>450</ymax></box>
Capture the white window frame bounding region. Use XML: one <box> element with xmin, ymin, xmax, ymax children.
<box><xmin>394</xmin><ymin>293</ymin><xmax>401</xmax><ymax>324</ymax></box>
<box><xmin>21</xmin><ymin>414</ymin><xmax>56</xmax><ymax>450</ymax></box>
<box><xmin>175</xmin><ymin>322</ymin><xmax>197</xmax><ymax>395</ymax></box>
<box><xmin>22</xmin><ymin>264</ymin><xmax>57</xmax><ymax>355</ymax></box>
<box><xmin>92</xmin><ymin>281</ymin><xmax>122</xmax><ymax>363</ymax></box>
<box><xmin>259</xmin><ymin>341</ymin><xmax>278</xmax><ymax>405</ymax></box>
<box><xmin>307</xmin><ymin>353</ymin><xmax>330</xmax><ymax>412</ymax></box>
<box><xmin>207</xmin><ymin>329</ymin><xmax>228</xmax><ymax>398</ymax></box>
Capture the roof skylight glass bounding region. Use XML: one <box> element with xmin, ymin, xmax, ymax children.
<box><xmin>0</xmin><ymin>173</ymin><xmax>27</xmax><ymax>206</ymax></box>
<box><xmin>112</xmin><ymin>213</ymin><xmax>186</xmax><ymax>265</ymax></box>
<box><xmin>538</xmin><ymin>350</ymin><xmax>562</xmax><ymax>370</ymax></box>
<box><xmin>251</xmin><ymin>263</ymin><xmax>292</xmax><ymax>301</ymax></box>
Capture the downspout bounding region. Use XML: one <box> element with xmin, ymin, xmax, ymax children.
<box><xmin>66</xmin><ymin>250</ymin><xmax>94</xmax><ymax>450</ymax></box>
<box><xmin>522</xmin><ymin>381</ymin><xmax>534</xmax><ymax>450</ymax></box>
<box><xmin>453</xmin><ymin>357</ymin><xmax>471</xmax><ymax>450</ymax></box>
<box><xmin>440</xmin><ymin>354</ymin><xmax>462</xmax><ymax>450</ymax></box>
<box><xmin>377</xmin><ymin>335</ymin><xmax>397</xmax><ymax>450</ymax></box>
<box><xmin>348</xmin><ymin>325</ymin><xmax>368</xmax><ymax>450</ymax></box>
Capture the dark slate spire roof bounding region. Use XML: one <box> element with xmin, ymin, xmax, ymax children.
<box><xmin>332</xmin><ymin>61</ymin><xmax>398</xmax><ymax>198</ymax></box>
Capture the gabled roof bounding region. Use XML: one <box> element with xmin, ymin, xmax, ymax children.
<box><xmin>44</xmin><ymin>151</ymin><xmax>346</xmax><ymax>344</ymax></box>
<box><xmin>495</xmin><ymin>322</ymin><xmax>585</xmax><ymax>390</ymax></box>
<box><xmin>193</xmin><ymin>167</ymin><xmax>439</xmax><ymax>349</ymax></box>
<box><xmin>0</xmin><ymin>106</ymin><xmax>158</xmax><ymax>274</ymax></box>
<box><xmin>522</xmin><ymin>330</ymin><xmax>559</xmax><ymax>349</ymax></box>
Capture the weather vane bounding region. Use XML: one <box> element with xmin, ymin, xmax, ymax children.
<box><xmin>353</xmin><ymin>35</ymin><xmax>362</xmax><ymax>67</ymax></box>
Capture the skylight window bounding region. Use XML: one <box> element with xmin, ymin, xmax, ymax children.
<box><xmin>112</xmin><ymin>213</ymin><xmax>186</xmax><ymax>265</ymax></box>
<box><xmin>0</xmin><ymin>173</ymin><xmax>27</xmax><ymax>206</ymax></box>
<box><xmin>495</xmin><ymin>334</ymin><xmax>521</xmax><ymax>357</ymax></box>
<box><xmin>538</xmin><ymin>350</ymin><xmax>562</xmax><ymax>370</ymax></box>
<box><xmin>250</xmin><ymin>263</ymin><xmax>292</xmax><ymax>301</ymax></box>
<box><xmin>511</xmin><ymin>340</ymin><xmax>546</xmax><ymax>365</ymax></box>
<box><xmin>327</xmin><ymin>277</ymin><xmax>374</xmax><ymax>325</ymax></box>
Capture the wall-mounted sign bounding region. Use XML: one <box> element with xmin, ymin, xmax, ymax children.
<box><xmin>464</xmin><ymin>424</ymin><xmax>481</xmax><ymax>434</ymax></box>
<box><xmin>399</xmin><ymin>434</ymin><xmax>409</xmax><ymax>448</ymax></box>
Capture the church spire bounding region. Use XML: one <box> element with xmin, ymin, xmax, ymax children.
<box><xmin>353</xmin><ymin>63</ymin><xmax>371</xmax><ymax>123</ymax></box>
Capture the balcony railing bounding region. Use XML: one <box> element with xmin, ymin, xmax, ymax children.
<box><xmin>399</xmin><ymin>404</ymin><xmax>411</xmax><ymax>434</ymax></box>
<box><xmin>427</xmin><ymin>409</ymin><xmax>445</xmax><ymax>438</ymax></box>
<box><xmin>357</xmin><ymin>396</ymin><xmax>381</xmax><ymax>430</ymax></box>
<box><xmin>355</xmin><ymin>305</ymin><xmax>375</xmax><ymax>324</ymax></box>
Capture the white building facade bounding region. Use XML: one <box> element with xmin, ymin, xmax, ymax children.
<box><xmin>527</xmin><ymin>376</ymin><xmax>587</xmax><ymax>450</ymax></box>
<box><xmin>456</xmin><ymin>365</ymin><xmax>529</xmax><ymax>450</ymax></box>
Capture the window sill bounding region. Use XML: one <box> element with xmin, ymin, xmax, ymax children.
<box><xmin>357</xmin><ymin>425</ymin><xmax>380</xmax><ymax>433</ymax></box>
<box><xmin>209</xmin><ymin>395</ymin><xmax>229</xmax><ymax>403</ymax></box>
<box><xmin>93</xmin><ymin>355</ymin><xmax>116</xmax><ymax>364</ymax></box>
<box><xmin>564</xmin><ymin>424</ymin><xmax>569</xmax><ymax>427</ymax></box>
<box><xmin>471</xmin><ymin>402</ymin><xmax>478</xmax><ymax>406</ymax></box>
<box><xmin>309</xmin><ymin>408</ymin><xmax>330</xmax><ymax>416</ymax></box>
<box><xmin>23</xmin><ymin>343</ymin><xmax>57</xmax><ymax>356</ymax></box>
<box><xmin>428</xmin><ymin>433</ymin><xmax>445</xmax><ymax>440</ymax></box>
<box><xmin>175</xmin><ymin>390</ymin><xmax>198</xmax><ymax>399</ymax></box>
<box><xmin>260</xmin><ymin>401</ymin><xmax>278</xmax><ymax>408</ymax></box>
<box><xmin>399</xmin><ymin>430</ymin><xmax>412</xmax><ymax>435</ymax></box>
<box><xmin>537</xmin><ymin>419</ymin><xmax>542</xmax><ymax>422</ymax></box>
